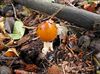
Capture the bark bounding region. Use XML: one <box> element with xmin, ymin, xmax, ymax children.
<box><xmin>14</xmin><ymin>0</ymin><xmax>100</xmax><ymax>30</ymax></box>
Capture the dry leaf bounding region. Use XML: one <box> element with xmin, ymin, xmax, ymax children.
<box><xmin>24</xmin><ymin>64</ymin><xmax>37</xmax><ymax>72</ymax></box>
<box><xmin>4</xmin><ymin>17</ymin><xmax>15</xmax><ymax>33</ymax></box>
<box><xmin>4</xmin><ymin>48</ymin><xmax>19</xmax><ymax>57</ymax></box>
<box><xmin>9</xmin><ymin>20</ymin><xmax>25</xmax><ymax>40</ymax></box>
<box><xmin>0</xmin><ymin>42</ymin><xmax>4</xmax><ymax>50</ymax></box>
<box><xmin>47</xmin><ymin>65</ymin><xmax>62</xmax><ymax>74</ymax></box>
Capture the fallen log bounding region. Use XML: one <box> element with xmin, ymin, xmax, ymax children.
<box><xmin>14</xmin><ymin>0</ymin><xmax>100</xmax><ymax>30</ymax></box>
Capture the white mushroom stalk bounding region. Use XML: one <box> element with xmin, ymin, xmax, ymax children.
<box><xmin>42</xmin><ymin>42</ymin><xmax>53</xmax><ymax>55</ymax></box>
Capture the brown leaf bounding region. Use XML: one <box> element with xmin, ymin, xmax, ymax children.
<box><xmin>24</xmin><ymin>64</ymin><xmax>38</xmax><ymax>72</ymax></box>
<box><xmin>0</xmin><ymin>41</ymin><xmax>4</xmax><ymax>50</ymax></box>
<box><xmin>47</xmin><ymin>65</ymin><xmax>62</xmax><ymax>74</ymax></box>
<box><xmin>20</xmin><ymin>44</ymin><xmax>31</xmax><ymax>51</ymax></box>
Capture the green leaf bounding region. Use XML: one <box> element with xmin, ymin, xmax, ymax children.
<box><xmin>9</xmin><ymin>20</ymin><xmax>25</xmax><ymax>40</ymax></box>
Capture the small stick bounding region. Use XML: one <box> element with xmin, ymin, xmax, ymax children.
<box><xmin>23</xmin><ymin>26</ymin><xmax>37</xmax><ymax>29</ymax></box>
<box><xmin>49</xmin><ymin>6</ymin><xmax>64</xmax><ymax>19</ymax></box>
<box><xmin>0</xmin><ymin>56</ymin><xmax>18</xmax><ymax>60</ymax></box>
<box><xmin>32</xmin><ymin>36</ymin><xmax>40</xmax><ymax>41</ymax></box>
<box><xmin>11</xmin><ymin>3</ymin><xmax>19</xmax><ymax>20</ymax></box>
<box><xmin>93</xmin><ymin>56</ymin><xmax>100</xmax><ymax>66</ymax></box>
<box><xmin>62</xmin><ymin>65</ymin><xmax>66</xmax><ymax>74</ymax></box>
<box><xmin>9</xmin><ymin>58</ymin><xmax>16</xmax><ymax>67</ymax></box>
<box><xmin>65</xmin><ymin>0</ymin><xmax>76</xmax><ymax>8</ymax></box>
<box><xmin>65</xmin><ymin>45</ymin><xmax>75</xmax><ymax>55</ymax></box>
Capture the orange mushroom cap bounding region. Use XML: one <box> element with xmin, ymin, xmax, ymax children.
<box><xmin>36</xmin><ymin>19</ymin><xmax>57</xmax><ymax>42</ymax></box>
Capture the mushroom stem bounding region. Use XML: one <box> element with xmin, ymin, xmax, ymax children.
<box><xmin>42</xmin><ymin>42</ymin><xmax>53</xmax><ymax>55</ymax></box>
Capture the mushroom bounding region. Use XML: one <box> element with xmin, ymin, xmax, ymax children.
<box><xmin>36</xmin><ymin>19</ymin><xmax>57</xmax><ymax>55</ymax></box>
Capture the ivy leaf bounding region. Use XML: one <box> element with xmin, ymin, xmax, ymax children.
<box><xmin>9</xmin><ymin>20</ymin><xmax>25</xmax><ymax>40</ymax></box>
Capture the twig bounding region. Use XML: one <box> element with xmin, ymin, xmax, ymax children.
<box><xmin>23</xmin><ymin>26</ymin><xmax>37</xmax><ymax>29</ymax></box>
<box><xmin>0</xmin><ymin>56</ymin><xmax>18</xmax><ymax>60</ymax></box>
<box><xmin>11</xmin><ymin>3</ymin><xmax>19</xmax><ymax>20</ymax></box>
<box><xmin>42</xmin><ymin>62</ymin><xmax>47</xmax><ymax>73</ymax></box>
<box><xmin>93</xmin><ymin>56</ymin><xmax>100</xmax><ymax>66</ymax></box>
<box><xmin>62</xmin><ymin>65</ymin><xmax>66</xmax><ymax>74</ymax></box>
<box><xmin>32</xmin><ymin>31</ymin><xmax>36</xmax><ymax>35</ymax></box>
<box><xmin>30</xmin><ymin>15</ymin><xmax>40</xmax><ymax>26</ymax></box>
<box><xmin>66</xmin><ymin>25</ymin><xmax>85</xmax><ymax>30</ymax></box>
<box><xmin>9</xmin><ymin>58</ymin><xmax>16</xmax><ymax>67</ymax></box>
<box><xmin>5</xmin><ymin>39</ymin><xmax>14</xmax><ymax>46</ymax></box>
<box><xmin>65</xmin><ymin>45</ymin><xmax>75</xmax><ymax>55</ymax></box>
<box><xmin>49</xmin><ymin>6</ymin><xmax>64</xmax><ymax>19</ymax></box>
<box><xmin>45</xmin><ymin>57</ymin><xmax>53</xmax><ymax>66</ymax></box>
<box><xmin>32</xmin><ymin>36</ymin><xmax>40</xmax><ymax>41</ymax></box>
<box><xmin>65</xmin><ymin>0</ymin><xmax>76</xmax><ymax>8</ymax></box>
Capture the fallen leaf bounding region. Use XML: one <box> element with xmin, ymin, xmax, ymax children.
<box><xmin>4</xmin><ymin>17</ymin><xmax>15</xmax><ymax>33</ymax></box>
<box><xmin>0</xmin><ymin>41</ymin><xmax>4</xmax><ymax>50</ymax></box>
<box><xmin>0</xmin><ymin>33</ymin><xmax>8</xmax><ymax>41</ymax></box>
<box><xmin>24</xmin><ymin>64</ymin><xmax>37</xmax><ymax>72</ymax></box>
<box><xmin>0</xmin><ymin>21</ymin><xmax>5</xmax><ymax>33</ymax></box>
<box><xmin>4</xmin><ymin>48</ymin><xmax>19</xmax><ymax>57</ymax></box>
<box><xmin>9</xmin><ymin>20</ymin><xmax>25</xmax><ymax>40</ymax></box>
<box><xmin>56</xmin><ymin>23</ymin><xmax>68</xmax><ymax>40</ymax></box>
<box><xmin>47</xmin><ymin>65</ymin><xmax>62</xmax><ymax>74</ymax></box>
